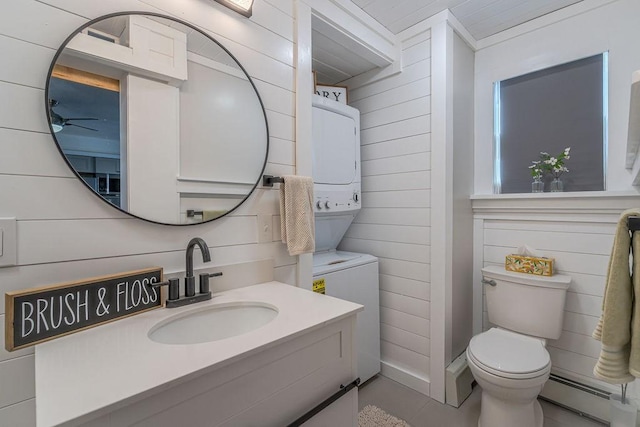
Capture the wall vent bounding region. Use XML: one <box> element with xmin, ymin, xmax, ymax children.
<box><xmin>445</xmin><ymin>353</ymin><xmax>474</xmax><ymax>408</ymax></box>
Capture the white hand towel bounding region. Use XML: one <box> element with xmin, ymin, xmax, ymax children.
<box><xmin>279</xmin><ymin>175</ymin><xmax>315</xmax><ymax>256</ymax></box>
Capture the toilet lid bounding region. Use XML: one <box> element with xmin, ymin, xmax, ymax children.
<box><xmin>468</xmin><ymin>328</ymin><xmax>550</xmax><ymax>376</ymax></box>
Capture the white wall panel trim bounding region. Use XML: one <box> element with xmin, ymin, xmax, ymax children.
<box><xmin>428</xmin><ymin>19</ymin><xmax>449</xmax><ymax>404</ymax></box>
<box><xmin>472</xmin><ymin>192</ymin><xmax>640</xmax><ymax>221</ymax></box>
<box><xmin>380</xmin><ymin>361</ymin><xmax>430</xmax><ymax>396</ymax></box>
<box><xmin>472</xmin><ymin>218</ymin><xmax>484</xmax><ymax>335</ymax></box>
<box><xmin>397</xmin><ymin>9</ymin><xmax>476</xmax><ymax>51</ymax></box>
<box><xmin>293</xmin><ymin>0</ymin><xmax>314</xmax><ymax>288</ymax></box>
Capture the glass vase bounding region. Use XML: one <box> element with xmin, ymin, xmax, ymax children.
<box><xmin>550</xmin><ymin>177</ymin><xmax>563</xmax><ymax>192</ymax></box>
<box><xmin>531</xmin><ymin>178</ymin><xmax>544</xmax><ymax>193</ymax></box>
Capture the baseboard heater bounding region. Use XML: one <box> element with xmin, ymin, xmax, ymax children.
<box><xmin>540</xmin><ymin>373</ymin><xmax>611</xmax><ymax>424</ymax></box>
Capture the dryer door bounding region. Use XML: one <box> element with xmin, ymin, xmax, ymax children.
<box><xmin>312</xmin><ymin>106</ymin><xmax>357</xmax><ymax>185</ymax></box>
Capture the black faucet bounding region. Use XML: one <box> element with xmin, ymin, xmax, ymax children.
<box><xmin>185</xmin><ymin>237</ymin><xmax>211</xmax><ymax>297</ymax></box>
<box><xmin>163</xmin><ymin>237</ymin><xmax>222</xmax><ymax>308</ymax></box>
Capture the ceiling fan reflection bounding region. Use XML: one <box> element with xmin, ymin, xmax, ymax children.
<box><xmin>49</xmin><ymin>99</ymin><xmax>99</xmax><ymax>133</ymax></box>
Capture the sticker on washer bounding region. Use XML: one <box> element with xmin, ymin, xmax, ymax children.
<box><xmin>312</xmin><ymin>278</ymin><xmax>326</xmax><ymax>294</ymax></box>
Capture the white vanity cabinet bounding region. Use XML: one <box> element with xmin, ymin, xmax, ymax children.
<box><xmin>36</xmin><ymin>282</ymin><xmax>361</xmax><ymax>427</ymax></box>
<box><xmin>89</xmin><ymin>316</ymin><xmax>357</xmax><ymax>427</ymax></box>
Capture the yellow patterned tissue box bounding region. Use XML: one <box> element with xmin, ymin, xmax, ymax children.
<box><xmin>505</xmin><ymin>255</ymin><xmax>554</xmax><ymax>276</ymax></box>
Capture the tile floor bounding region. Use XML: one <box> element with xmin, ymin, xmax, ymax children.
<box><xmin>358</xmin><ymin>375</ymin><xmax>607</xmax><ymax>427</ymax></box>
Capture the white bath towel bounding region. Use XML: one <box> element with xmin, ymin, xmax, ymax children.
<box><xmin>593</xmin><ymin>208</ymin><xmax>640</xmax><ymax>384</ymax></box>
<box><xmin>279</xmin><ymin>175</ymin><xmax>315</xmax><ymax>256</ymax></box>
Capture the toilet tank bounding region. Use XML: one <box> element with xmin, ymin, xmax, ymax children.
<box><xmin>482</xmin><ymin>265</ymin><xmax>571</xmax><ymax>340</ymax></box>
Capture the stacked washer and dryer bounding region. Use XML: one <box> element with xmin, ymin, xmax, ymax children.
<box><xmin>306</xmin><ymin>94</ymin><xmax>380</xmax><ymax>384</ymax></box>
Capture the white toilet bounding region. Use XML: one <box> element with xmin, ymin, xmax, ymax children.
<box><xmin>466</xmin><ymin>265</ymin><xmax>571</xmax><ymax>427</ymax></box>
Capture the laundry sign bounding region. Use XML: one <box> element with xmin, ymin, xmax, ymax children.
<box><xmin>315</xmin><ymin>85</ymin><xmax>348</xmax><ymax>105</ymax></box>
<box><xmin>5</xmin><ymin>267</ymin><xmax>163</xmax><ymax>351</ymax></box>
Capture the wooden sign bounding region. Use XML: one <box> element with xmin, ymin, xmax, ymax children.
<box><xmin>315</xmin><ymin>84</ymin><xmax>348</xmax><ymax>104</ymax></box>
<box><xmin>5</xmin><ymin>267</ymin><xmax>163</xmax><ymax>351</ymax></box>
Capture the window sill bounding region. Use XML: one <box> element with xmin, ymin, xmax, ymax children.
<box><xmin>471</xmin><ymin>190</ymin><xmax>640</xmax><ymax>221</ymax></box>
<box><xmin>471</xmin><ymin>190</ymin><xmax>639</xmax><ymax>200</ymax></box>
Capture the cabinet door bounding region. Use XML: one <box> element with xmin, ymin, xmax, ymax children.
<box><xmin>67</xmin><ymin>155</ymin><xmax>95</xmax><ymax>173</ymax></box>
<box><xmin>95</xmin><ymin>157</ymin><xmax>120</xmax><ymax>174</ymax></box>
<box><xmin>87</xmin><ymin>317</ymin><xmax>357</xmax><ymax>427</ymax></box>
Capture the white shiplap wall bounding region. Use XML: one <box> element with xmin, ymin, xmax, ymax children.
<box><xmin>340</xmin><ymin>29</ymin><xmax>432</xmax><ymax>392</ymax></box>
<box><xmin>0</xmin><ymin>0</ymin><xmax>296</xmax><ymax>425</ymax></box>
<box><xmin>473</xmin><ymin>195</ymin><xmax>640</xmax><ymax>397</ymax></box>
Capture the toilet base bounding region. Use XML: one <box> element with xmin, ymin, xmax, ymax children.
<box><xmin>478</xmin><ymin>389</ymin><xmax>543</xmax><ymax>427</ymax></box>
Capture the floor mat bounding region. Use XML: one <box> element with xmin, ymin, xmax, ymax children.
<box><xmin>358</xmin><ymin>405</ymin><xmax>411</xmax><ymax>427</ymax></box>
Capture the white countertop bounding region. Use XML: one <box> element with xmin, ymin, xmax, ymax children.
<box><xmin>35</xmin><ymin>281</ymin><xmax>363</xmax><ymax>427</ymax></box>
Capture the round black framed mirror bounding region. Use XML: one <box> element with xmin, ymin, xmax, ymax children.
<box><xmin>45</xmin><ymin>12</ymin><xmax>269</xmax><ymax>225</ymax></box>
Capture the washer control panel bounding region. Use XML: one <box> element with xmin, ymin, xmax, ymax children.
<box><xmin>314</xmin><ymin>187</ymin><xmax>361</xmax><ymax>212</ymax></box>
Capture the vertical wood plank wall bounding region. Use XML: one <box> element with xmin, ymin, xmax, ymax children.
<box><xmin>340</xmin><ymin>30</ymin><xmax>432</xmax><ymax>391</ymax></box>
<box><xmin>0</xmin><ymin>0</ymin><xmax>296</xmax><ymax>424</ymax></box>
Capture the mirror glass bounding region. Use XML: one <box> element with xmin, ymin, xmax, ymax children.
<box><xmin>46</xmin><ymin>13</ymin><xmax>269</xmax><ymax>225</ymax></box>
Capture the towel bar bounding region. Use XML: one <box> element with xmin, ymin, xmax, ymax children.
<box><xmin>263</xmin><ymin>175</ymin><xmax>284</xmax><ymax>187</ymax></box>
<box><xmin>186</xmin><ymin>210</ymin><xmax>203</xmax><ymax>218</ymax></box>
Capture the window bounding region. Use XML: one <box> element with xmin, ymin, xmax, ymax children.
<box><xmin>494</xmin><ymin>53</ymin><xmax>607</xmax><ymax>193</ymax></box>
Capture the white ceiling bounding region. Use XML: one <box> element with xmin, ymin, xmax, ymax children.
<box><xmin>312</xmin><ymin>0</ymin><xmax>584</xmax><ymax>85</ymax></box>
<box><xmin>350</xmin><ymin>0</ymin><xmax>583</xmax><ymax>39</ymax></box>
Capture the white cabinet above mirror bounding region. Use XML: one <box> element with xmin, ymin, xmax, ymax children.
<box><xmin>46</xmin><ymin>12</ymin><xmax>269</xmax><ymax>225</ymax></box>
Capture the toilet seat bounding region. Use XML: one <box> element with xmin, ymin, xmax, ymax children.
<box><xmin>468</xmin><ymin>328</ymin><xmax>550</xmax><ymax>380</ymax></box>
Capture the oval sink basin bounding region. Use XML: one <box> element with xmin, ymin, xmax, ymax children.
<box><xmin>148</xmin><ymin>303</ymin><xmax>278</xmax><ymax>345</ymax></box>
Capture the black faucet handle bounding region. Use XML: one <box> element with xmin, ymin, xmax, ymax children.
<box><xmin>199</xmin><ymin>272</ymin><xmax>222</xmax><ymax>294</ymax></box>
<box><xmin>150</xmin><ymin>278</ymin><xmax>180</xmax><ymax>301</ymax></box>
